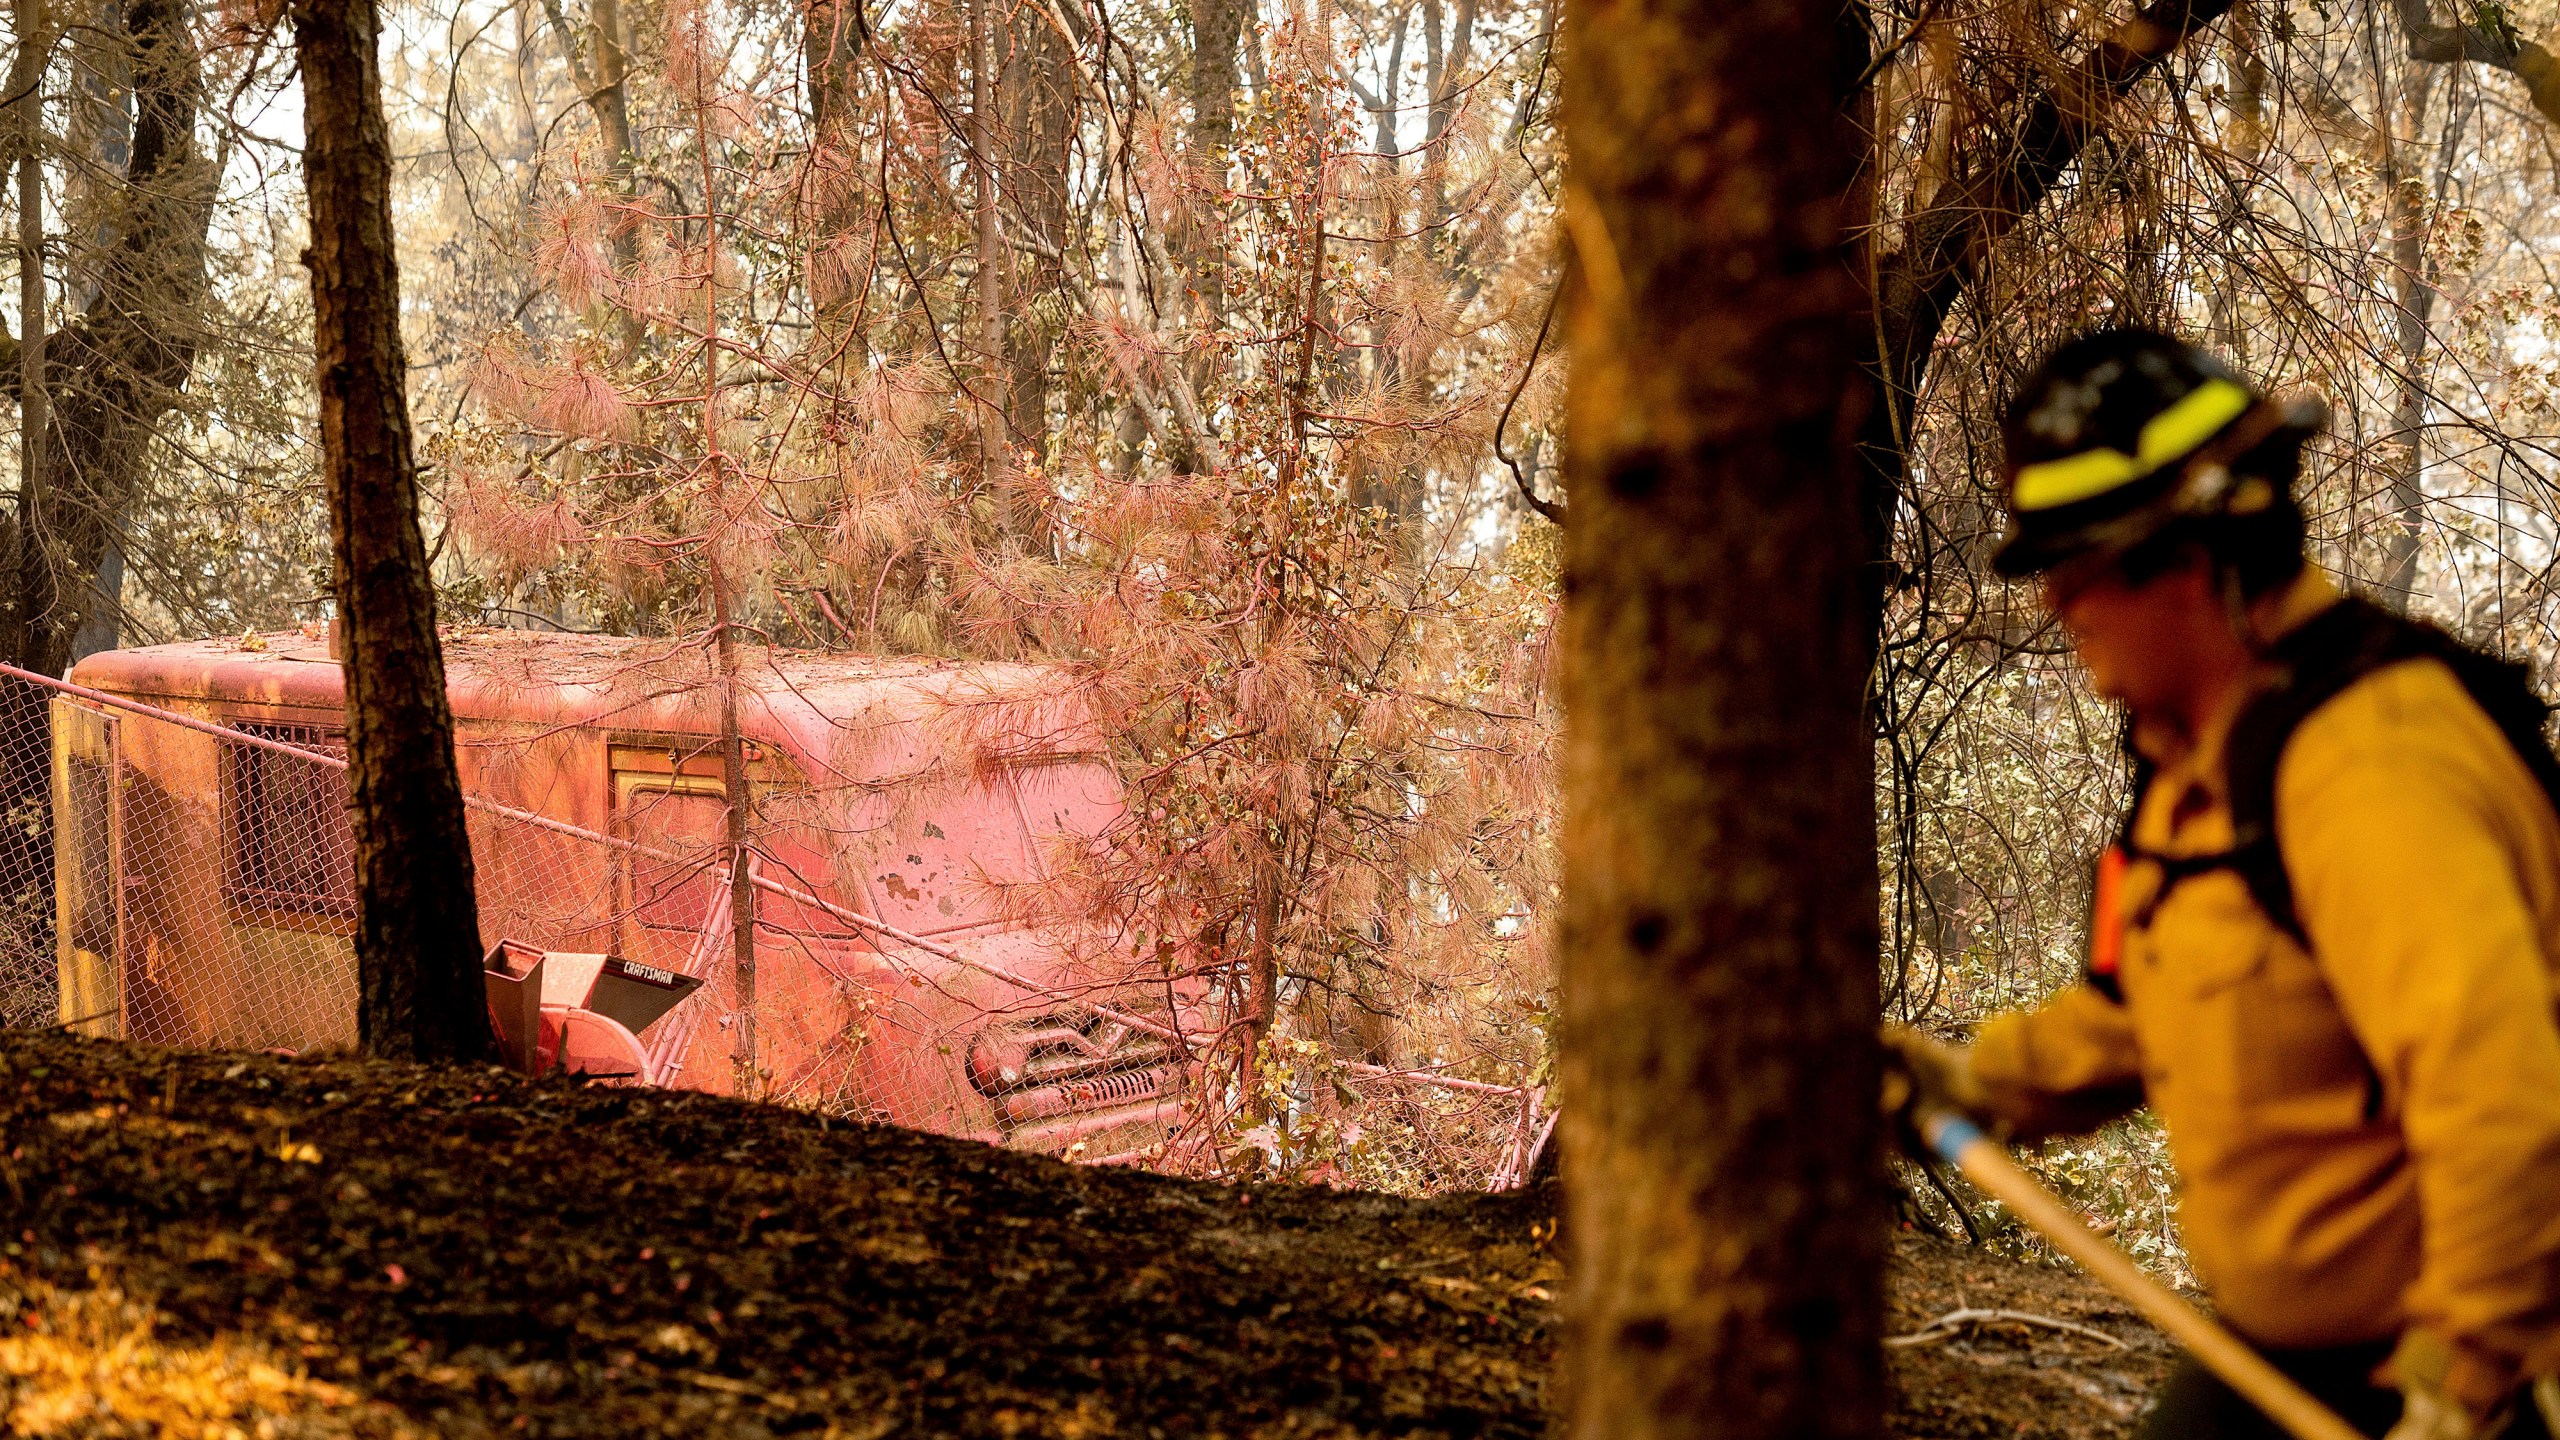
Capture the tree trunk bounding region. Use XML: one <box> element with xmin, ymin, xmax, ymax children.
<box><xmin>800</xmin><ymin>0</ymin><xmax>867</xmax><ymax>386</ymax></box>
<box><xmin>585</xmin><ymin>0</ymin><xmax>631</xmax><ymax>173</ymax></box>
<box><xmin>536</xmin><ymin>0</ymin><xmax>636</xmax><ymax>349</ymax></box>
<box><xmin>999</xmin><ymin>3</ymin><xmax>1072</xmax><ymax>470</ymax></box>
<box><xmin>2378</xmin><ymin>57</ymin><xmax>2444</xmax><ymax>606</ymax></box>
<box><xmin>713</xmin><ymin>571</ymin><xmax>759</xmax><ymax>1096</ymax></box>
<box><xmin>15</xmin><ymin>0</ymin><xmax>49</xmax><ymax>670</ymax></box>
<box><xmin>1850</xmin><ymin>0</ymin><xmax>2236</xmax><ymax>626</ymax></box>
<box><xmin>293</xmin><ymin>0</ymin><xmax>490</xmax><ymax>1062</ymax></box>
<box><xmin>1559</xmin><ymin>0</ymin><xmax>1883</xmax><ymax>1435</ymax></box>
<box><xmin>0</xmin><ymin>0</ymin><xmax>50</xmax><ymax>996</ymax></box>
<box><xmin>0</xmin><ymin>0</ymin><xmax>210</xmax><ymax>986</ymax></box>
<box><xmin>969</xmin><ymin>0</ymin><xmax>1006</xmax><ymax>476</ymax></box>
<box><xmin>1184</xmin><ymin>0</ymin><xmax>1241</xmax><ymax>393</ymax></box>
<box><xmin>805</xmin><ymin>0</ymin><xmax>863</xmax><ymax>136</ymax></box>
<box><xmin>5</xmin><ymin>0</ymin><xmax>214</xmax><ymax>680</ymax></box>
<box><xmin>1190</xmin><ymin>0</ymin><xmax>1242</xmax><ymax>174</ymax></box>
<box><xmin>1421</xmin><ymin>0</ymin><xmax>1472</xmax><ymax>228</ymax></box>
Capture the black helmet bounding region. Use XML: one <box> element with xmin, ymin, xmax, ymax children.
<box><xmin>1993</xmin><ymin>327</ymin><xmax>2326</xmax><ymax>578</ymax></box>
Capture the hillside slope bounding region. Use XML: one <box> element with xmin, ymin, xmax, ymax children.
<box><xmin>0</xmin><ymin>1032</ymin><xmax>2171</xmax><ymax>1438</ymax></box>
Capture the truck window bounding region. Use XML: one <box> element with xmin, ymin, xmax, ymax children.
<box><xmin>620</xmin><ymin>780</ymin><xmax>729</xmax><ymax>933</ymax></box>
<box><xmin>222</xmin><ymin>724</ymin><xmax>355</xmax><ymax>922</ymax></box>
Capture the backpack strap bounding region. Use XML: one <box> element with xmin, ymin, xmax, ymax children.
<box><xmin>2083</xmin><ymin>731</ymin><xmax>2156</xmax><ymax>1004</ymax></box>
<box><xmin>2086</xmin><ymin>832</ymin><xmax>2267</xmax><ymax>1002</ymax></box>
<box><xmin>2222</xmin><ymin>597</ymin><xmax>2560</xmax><ymax>945</ymax></box>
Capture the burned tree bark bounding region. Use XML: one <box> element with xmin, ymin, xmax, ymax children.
<box><xmin>293</xmin><ymin>0</ymin><xmax>490</xmax><ymax>1062</ymax></box>
<box><xmin>805</xmin><ymin>0</ymin><xmax>865</xmax><ymax>136</ymax></box>
<box><xmin>1190</xmin><ymin>0</ymin><xmax>1244</xmax><ymax>177</ymax></box>
<box><xmin>1559</xmin><ymin>0</ymin><xmax>1882</xmax><ymax>1436</ymax></box>
<box><xmin>1183</xmin><ymin>0</ymin><xmax>1243</xmax><ymax>418</ymax></box>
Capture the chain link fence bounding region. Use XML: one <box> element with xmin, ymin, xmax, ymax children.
<box><xmin>0</xmin><ymin>642</ymin><xmax>1546</xmax><ymax>1193</ymax></box>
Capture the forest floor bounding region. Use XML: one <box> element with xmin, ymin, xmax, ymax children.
<box><xmin>0</xmin><ymin>1030</ymin><xmax>2173</xmax><ymax>1438</ymax></box>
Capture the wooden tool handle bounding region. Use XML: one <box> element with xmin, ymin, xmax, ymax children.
<box><xmin>1923</xmin><ymin>1112</ymin><xmax>2369</xmax><ymax>1440</ymax></box>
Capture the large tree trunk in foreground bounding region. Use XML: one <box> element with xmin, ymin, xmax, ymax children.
<box><xmin>1558</xmin><ymin>0</ymin><xmax>1883</xmax><ymax>1436</ymax></box>
<box><xmin>294</xmin><ymin>0</ymin><xmax>490</xmax><ymax>1062</ymax></box>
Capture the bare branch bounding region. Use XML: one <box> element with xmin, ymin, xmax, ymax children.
<box><xmin>2391</xmin><ymin>0</ymin><xmax>2560</xmax><ymax>133</ymax></box>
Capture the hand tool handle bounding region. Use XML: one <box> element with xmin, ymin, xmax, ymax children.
<box><xmin>1923</xmin><ymin>1111</ymin><xmax>2369</xmax><ymax>1440</ymax></box>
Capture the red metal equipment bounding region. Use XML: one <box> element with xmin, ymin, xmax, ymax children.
<box><xmin>483</xmin><ymin>938</ymin><xmax>702</xmax><ymax>1082</ymax></box>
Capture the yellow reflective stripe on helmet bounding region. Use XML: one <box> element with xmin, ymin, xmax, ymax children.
<box><xmin>2012</xmin><ymin>448</ymin><xmax>2142</xmax><ymax>511</ymax></box>
<box><xmin>2136</xmin><ymin>377</ymin><xmax>2251</xmax><ymax>469</ymax></box>
<box><xmin>2011</xmin><ymin>378</ymin><xmax>2255</xmax><ymax>513</ymax></box>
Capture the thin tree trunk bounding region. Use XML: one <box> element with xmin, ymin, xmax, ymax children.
<box><xmin>1238</xmin><ymin>856</ymin><xmax>1279</xmax><ymax>1108</ymax></box>
<box><xmin>537</xmin><ymin>0</ymin><xmax>636</xmax><ymax>348</ymax></box>
<box><xmin>1560</xmin><ymin>0</ymin><xmax>1882</xmax><ymax>1435</ymax></box>
<box><xmin>714</xmin><ymin>571</ymin><xmax>759</xmax><ymax>1096</ymax></box>
<box><xmin>0</xmin><ymin>0</ymin><xmax>49</xmax><ymax>991</ymax></box>
<box><xmin>293</xmin><ymin>0</ymin><xmax>490</xmax><ymax>1062</ymax></box>
<box><xmin>2229</xmin><ymin>0</ymin><xmax>2269</xmax><ymax>159</ymax></box>
<box><xmin>801</xmin><ymin>0</ymin><xmax>867</xmax><ymax>387</ymax></box>
<box><xmin>1184</xmin><ymin>0</ymin><xmax>1242</xmax><ymax>415</ymax></box>
<box><xmin>805</xmin><ymin>0</ymin><xmax>862</xmax><ymax>135</ymax></box>
<box><xmin>2378</xmin><ymin>57</ymin><xmax>2442</xmax><ymax>605</ymax></box>
<box><xmin>690</xmin><ymin>18</ymin><xmax>759</xmax><ymax>1096</ymax></box>
<box><xmin>970</xmin><ymin>0</ymin><xmax>1005</xmax><ymax>476</ymax></box>
<box><xmin>15</xmin><ymin>0</ymin><xmax>47</xmax><ymax>664</ymax></box>
<box><xmin>1422</xmin><ymin>0</ymin><xmax>1472</xmax><ymax>227</ymax></box>
<box><xmin>586</xmin><ymin>0</ymin><xmax>631</xmax><ymax>171</ymax></box>
<box><xmin>2379</xmin><ymin>178</ymin><xmax>2431</xmax><ymax>604</ymax></box>
<box><xmin>590</xmin><ymin>0</ymin><xmax>637</xmax><ymax>351</ymax></box>
<box><xmin>1239</xmin><ymin>97</ymin><xmax>1329</xmax><ymax>1114</ymax></box>
<box><xmin>4</xmin><ymin>0</ymin><xmax>41</xmax><ymax>674</ymax></box>
<box><xmin>1190</xmin><ymin>0</ymin><xmax>1241</xmax><ymax>181</ymax></box>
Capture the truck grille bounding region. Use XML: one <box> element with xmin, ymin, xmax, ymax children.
<box><xmin>966</xmin><ymin>1011</ymin><xmax>1181</xmax><ymax>1135</ymax></box>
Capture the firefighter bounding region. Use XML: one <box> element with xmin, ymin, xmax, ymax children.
<box><xmin>1884</xmin><ymin>327</ymin><xmax>2560</xmax><ymax>1440</ymax></box>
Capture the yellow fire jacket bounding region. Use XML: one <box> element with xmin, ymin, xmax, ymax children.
<box><xmin>1969</xmin><ymin>580</ymin><xmax>2560</xmax><ymax>1375</ymax></box>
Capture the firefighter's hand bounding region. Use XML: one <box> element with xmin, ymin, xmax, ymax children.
<box><xmin>1879</xmin><ymin>1025</ymin><xmax>1990</xmax><ymax>1157</ymax></box>
<box><xmin>2378</xmin><ymin>1329</ymin><xmax>2521</xmax><ymax>1440</ymax></box>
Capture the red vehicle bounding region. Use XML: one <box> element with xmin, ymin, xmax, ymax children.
<box><xmin>49</xmin><ymin>628</ymin><xmax>1193</xmax><ymax>1162</ymax></box>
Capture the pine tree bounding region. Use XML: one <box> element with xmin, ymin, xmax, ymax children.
<box><xmin>294</xmin><ymin>0</ymin><xmax>490</xmax><ymax>1062</ymax></box>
